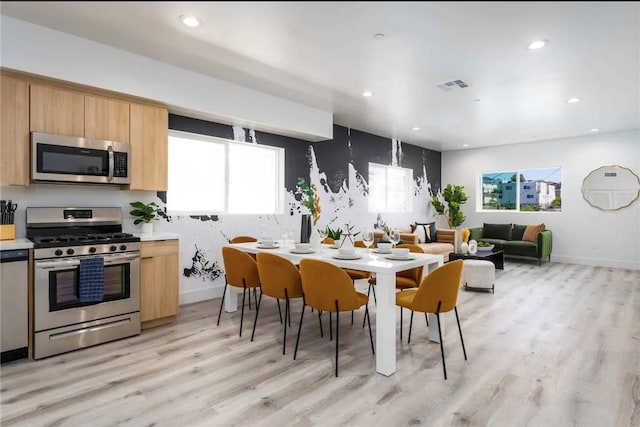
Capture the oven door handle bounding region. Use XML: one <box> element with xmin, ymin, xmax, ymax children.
<box><xmin>36</xmin><ymin>260</ymin><xmax>81</xmax><ymax>269</ymax></box>
<box><xmin>103</xmin><ymin>254</ymin><xmax>139</xmax><ymax>264</ymax></box>
<box><xmin>107</xmin><ymin>145</ymin><xmax>114</xmax><ymax>182</ymax></box>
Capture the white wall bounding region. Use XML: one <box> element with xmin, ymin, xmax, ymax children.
<box><xmin>0</xmin><ymin>15</ymin><xmax>333</xmax><ymax>142</ymax></box>
<box><xmin>442</xmin><ymin>130</ymin><xmax>640</xmax><ymax>269</ymax></box>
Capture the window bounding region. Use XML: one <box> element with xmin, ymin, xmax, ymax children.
<box><xmin>368</xmin><ymin>163</ymin><xmax>413</xmax><ymax>213</ymax></box>
<box><xmin>480</xmin><ymin>167</ymin><xmax>562</xmax><ymax>212</ymax></box>
<box><xmin>167</xmin><ymin>130</ymin><xmax>284</xmax><ymax>214</ymax></box>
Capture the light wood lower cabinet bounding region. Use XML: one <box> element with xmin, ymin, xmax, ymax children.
<box><xmin>140</xmin><ymin>239</ymin><xmax>179</xmax><ymax>329</ymax></box>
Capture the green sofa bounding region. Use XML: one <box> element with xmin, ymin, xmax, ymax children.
<box><xmin>469</xmin><ymin>223</ymin><xmax>553</xmax><ymax>266</ymax></box>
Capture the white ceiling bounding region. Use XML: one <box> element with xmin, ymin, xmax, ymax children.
<box><xmin>2</xmin><ymin>1</ymin><xmax>639</xmax><ymax>151</ymax></box>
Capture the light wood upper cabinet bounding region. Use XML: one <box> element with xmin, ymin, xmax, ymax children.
<box><xmin>0</xmin><ymin>75</ymin><xmax>30</xmax><ymax>186</ymax></box>
<box><xmin>140</xmin><ymin>240</ymin><xmax>179</xmax><ymax>327</ymax></box>
<box><xmin>129</xmin><ymin>104</ymin><xmax>168</xmax><ymax>191</ymax></box>
<box><xmin>84</xmin><ymin>95</ymin><xmax>130</xmax><ymax>143</ymax></box>
<box><xmin>30</xmin><ymin>85</ymin><xmax>84</xmax><ymax>136</ymax></box>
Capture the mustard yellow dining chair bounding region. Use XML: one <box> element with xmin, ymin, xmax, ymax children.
<box><xmin>295</xmin><ymin>259</ymin><xmax>374</xmax><ymax>377</ymax></box>
<box><xmin>254</xmin><ymin>252</ymin><xmax>304</xmax><ymax>354</ymax></box>
<box><xmin>230</xmin><ymin>235</ymin><xmax>258</xmax><ymax>243</ymax></box>
<box><xmin>395</xmin><ymin>259</ymin><xmax>466</xmax><ymax>380</ymax></box>
<box><xmin>219</xmin><ymin>246</ymin><xmax>261</xmax><ymax>337</ymax></box>
<box><xmin>366</xmin><ymin>244</ymin><xmax>425</xmax><ymax>336</ymax></box>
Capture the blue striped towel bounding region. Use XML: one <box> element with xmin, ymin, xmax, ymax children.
<box><xmin>79</xmin><ymin>257</ymin><xmax>105</xmax><ymax>303</ymax></box>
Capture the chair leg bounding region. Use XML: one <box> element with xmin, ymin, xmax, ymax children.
<box><xmin>455</xmin><ymin>306</ymin><xmax>467</xmax><ymax>360</ymax></box>
<box><xmin>366</xmin><ymin>305</ymin><xmax>374</xmax><ymax>354</ymax></box>
<box><xmin>425</xmin><ymin>312</ymin><xmax>429</xmax><ymax>327</ymax></box>
<box><xmin>335</xmin><ymin>300</ymin><xmax>340</xmax><ymax>377</ymax></box>
<box><xmin>283</xmin><ymin>289</ymin><xmax>289</xmax><ymax>355</ymax></box>
<box><xmin>318</xmin><ymin>310</ymin><xmax>324</xmax><ymax>337</ymax></box>
<box><xmin>248</xmin><ymin>287</ymin><xmax>251</xmax><ymax>310</ymax></box>
<box><xmin>400</xmin><ymin>307</ymin><xmax>403</xmax><ymax>340</ymax></box>
<box><xmin>276</xmin><ymin>298</ymin><xmax>283</xmax><ymax>324</ymax></box>
<box><xmin>408</xmin><ymin>310</ymin><xmax>414</xmax><ymax>344</ymax></box>
<box><xmin>329</xmin><ymin>312</ymin><xmax>333</xmax><ymax>341</ymax></box>
<box><xmin>239</xmin><ymin>281</ymin><xmax>247</xmax><ymax>337</ymax></box>
<box><xmin>372</xmin><ymin>285</ymin><xmax>377</xmax><ymax>304</ymax></box>
<box><xmin>436</xmin><ymin>301</ymin><xmax>447</xmax><ymax>380</ymax></box>
<box><xmin>250</xmin><ymin>289</ymin><xmax>263</xmax><ymax>341</ymax></box>
<box><xmin>351</xmin><ymin>310</ymin><xmax>354</xmax><ymax>325</ymax></box>
<box><xmin>216</xmin><ymin>280</ymin><xmax>228</xmax><ymax>326</ymax></box>
<box><xmin>293</xmin><ymin>299</ymin><xmax>306</xmax><ymax>360</ymax></box>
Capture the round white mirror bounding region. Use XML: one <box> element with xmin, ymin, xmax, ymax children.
<box><xmin>582</xmin><ymin>165</ymin><xmax>640</xmax><ymax>211</ymax></box>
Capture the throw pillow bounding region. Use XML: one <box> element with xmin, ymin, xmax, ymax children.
<box><xmin>483</xmin><ymin>223</ymin><xmax>512</xmax><ymax>240</ymax></box>
<box><xmin>522</xmin><ymin>223</ymin><xmax>545</xmax><ymax>243</ymax></box>
<box><xmin>415</xmin><ymin>225</ymin><xmax>430</xmax><ymax>243</ymax></box>
<box><xmin>415</xmin><ymin>222</ymin><xmax>436</xmax><ymax>243</ymax></box>
<box><xmin>512</xmin><ymin>224</ymin><xmax>527</xmax><ymax>241</ymax></box>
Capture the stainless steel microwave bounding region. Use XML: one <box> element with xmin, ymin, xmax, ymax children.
<box><xmin>31</xmin><ymin>132</ymin><xmax>131</xmax><ymax>185</ymax></box>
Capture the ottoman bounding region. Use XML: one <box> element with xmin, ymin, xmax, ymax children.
<box><xmin>462</xmin><ymin>259</ymin><xmax>496</xmax><ymax>293</ymax></box>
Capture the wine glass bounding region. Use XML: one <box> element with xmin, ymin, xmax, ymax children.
<box><xmin>363</xmin><ymin>230</ymin><xmax>374</xmax><ymax>255</ymax></box>
<box><xmin>317</xmin><ymin>227</ymin><xmax>327</xmax><ymax>245</ymax></box>
<box><xmin>389</xmin><ymin>229</ymin><xmax>401</xmax><ymax>248</ymax></box>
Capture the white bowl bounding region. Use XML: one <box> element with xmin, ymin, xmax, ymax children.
<box><xmin>477</xmin><ymin>244</ymin><xmax>495</xmax><ymax>252</ymax></box>
<box><xmin>391</xmin><ymin>248</ymin><xmax>410</xmax><ymax>258</ymax></box>
<box><xmin>377</xmin><ymin>242</ymin><xmax>392</xmax><ymax>252</ymax></box>
<box><xmin>339</xmin><ymin>248</ymin><xmax>356</xmax><ymax>257</ymax></box>
<box><xmin>295</xmin><ymin>243</ymin><xmax>311</xmax><ymax>251</ymax></box>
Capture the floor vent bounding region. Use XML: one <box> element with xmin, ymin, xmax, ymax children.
<box><xmin>437</xmin><ymin>79</ymin><xmax>470</xmax><ymax>91</ymax></box>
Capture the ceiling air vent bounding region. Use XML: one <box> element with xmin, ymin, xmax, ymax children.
<box><xmin>437</xmin><ymin>79</ymin><xmax>470</xmax><ymax>91</ymax></box>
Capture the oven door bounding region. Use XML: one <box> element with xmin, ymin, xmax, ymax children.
<box><xmin>34</xmin><ymin>252</ymin><xmax>140</xmax><ymax>332</ymax></box>
<box><xmin>31</xmin><ymin>132</ymin><xmax>130</xmax><ymax>184</ymax></box>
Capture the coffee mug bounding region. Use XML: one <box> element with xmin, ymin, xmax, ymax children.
<box><xmin>262</xmin><ymin>237</ymin><xmax>274</xmax><ymax>246</ymax></box>
<box><xmin>339</xmin><ymin>247</ymin><xmax>355</xmax><ymax>256</ymax></box>
<box><xmin>376</xmin><ymin>242</ymin><xmax>392</xmax><ymax>252</ymax></box>
<box><xmin>295</xmin><ymin>243</ymin><xmax>310</xmax><ymax>251</ymax></box>
<box><xmin>391</xmin><ymin>248</ymin><xmax>410</xmax><ymax>258</ymax></box>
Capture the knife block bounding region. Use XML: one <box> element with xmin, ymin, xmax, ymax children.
<box><xmin>0</xmin><ymin>225</ymin><xmax>15</xmax><ymax>240</ymax></box>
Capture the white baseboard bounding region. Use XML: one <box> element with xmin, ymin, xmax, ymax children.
<box><xmin>179</xmin><ymin>284</ymin><xmax>225</xmax><ymax>305</ymax></box>
<box><xmin>551</xmin><ymin>255</ymin><xmax>639</xmax><ymax>270</ymax></box>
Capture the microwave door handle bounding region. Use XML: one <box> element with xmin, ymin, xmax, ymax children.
<box><xmin>108</xmin><ymin>145</ymin><xmax>114</xmax><ymax>182</ymax></box>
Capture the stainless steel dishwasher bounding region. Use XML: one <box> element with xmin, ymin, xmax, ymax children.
<box><xmin>1</xmin><ymin>248</ymin><xmax>29</xmax><ymax>363</ymax></box>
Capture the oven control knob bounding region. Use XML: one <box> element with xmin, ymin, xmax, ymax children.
<box><xmin>89</xmin><ymin>247</ymin><xmax>97</xmax><ymax>253</ymax></box>
<box><xmin>119</xmin><ymin>245</ymin><xmax>127</xmax><ymax>251</ymax></box>
<box><xmin>55</xmin><ymin>249</ymin><xmax>63</xmax><ymax>256</ymax></box>
<box><xmin>110</xmin><ymin>245</ymin><xmax>117</xmax><ymax>252</ymax></box>
<box><xmin>66</xmin><ymin>249</ymin><xmax>75</xmax><ymax>255</ymax></box>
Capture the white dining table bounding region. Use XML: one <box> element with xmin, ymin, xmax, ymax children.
<box><xmin>226</xmin><ymin>242</ymin><xmax>444</xmax><ymax>376</ymax></box>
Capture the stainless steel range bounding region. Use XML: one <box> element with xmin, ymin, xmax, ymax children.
<box><xmin>27</xmin><ymin>207</ymin><xmax>141</xmax><ymax>359</ymax></box>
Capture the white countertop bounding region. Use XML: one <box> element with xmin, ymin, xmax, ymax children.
<box><xmin>0</xmin><ymin>238</ymin><xmax>34</xmax><ymax>251</ymax></box>
<box><xmin>133</xmin><ymin>232</ymin><xmax>181</xmax><ymax>242</ymax></box>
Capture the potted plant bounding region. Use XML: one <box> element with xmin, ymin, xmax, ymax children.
<box><xmin>431</xmin><ymin>184</ymin><xmax>468</xmax><ymax>252</ymax></box>
<box><xmin>129</xmin><ymin>201</ymin><xmax>161</xmax><ymax>235</ymax></box>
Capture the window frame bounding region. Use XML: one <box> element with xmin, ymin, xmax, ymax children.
<box><xmin>167</xmin><ymin>129</ymin><xmax>285</xmax><ymax>215</ymax></box>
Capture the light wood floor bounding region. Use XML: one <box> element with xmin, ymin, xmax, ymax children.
<box><xmin>1</xmin><ymin>261</ymin><xmax>639</xmax><ymax>426</ymax></box>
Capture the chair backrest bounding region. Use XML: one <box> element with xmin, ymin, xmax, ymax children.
<box><xmin>256</xmin><ymin>252</ymin><xmax>303</xmax><ymax>299</ymax></box>
<box><xmin>222</xmin><ymin>246</ymin><xmax>260</xmax><ymax>288</ymax></box>
<box><xmin>299</xmin><ymin>259</ymin><xmax>362</xmax><ymax>312</ymax></box>
<box><xmin>411</xmin><ymin>259</ymin><xmax>464</xmax><ymax>314</ymax></box>
<box><xmin>353</xmin><ymin>240</ymin><xmax>377</xmax><ymax>249</ymax></box>
<box><xmin>395</xmin><ymin>244</ymin><xmax>425</xmax><ymax>283</ymax></box>
<box><xmin>322</xmin><ymin>237</ymin><xmax>335</xmax><ymax>244</ymax></box>
<box><xmin>230</xmin><ymin>235</ymin><xmax>258</xmax><ymax>243</ymax></box>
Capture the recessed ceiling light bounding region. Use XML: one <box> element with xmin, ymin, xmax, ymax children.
<box><xmin>362</xmin><ymin>91</ymin><xmax>374</xmax><ymax>97</ymax></box>
<box><xmin>473</xmin><ymin>99</ymin><xmax>480</xmax><ymax>102</ymax></box>
<box><xmin>179</xmin><ymin>15</ymin><xmax>201</xmax><ymax>28</ymax></box>
<box><xmin>462</xmin><ymin>144</ymin><xmax>469</xmax><ymax>147</ymax></box>
<box><xmin>567</xmin><ymin>97</ymin><xmax>581</xmax><ymax>103</ymax></box>
<box><xmin>590</xmin><ymin>128</ymin><xmax>601</xmax><ymax>132</ymax></box>
<box><xmin>411</xmin><ymin>126</ymin><xmax>420</xmax><ymax>131</ymax></box>
<box><xmin>527</xmin><ymin>39</ymin><xmax>549</xmax><ymax>50</ymax></box>
<box><xmin>373</xmin><ymin>33</ymin><xmax>385</xmax><ymax>39</ymax></box>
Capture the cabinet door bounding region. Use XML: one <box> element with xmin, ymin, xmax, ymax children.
<box><xmin>129</xmin><ymin>104</ymin><xmax>168</xmax><ymax>191</ymax></box>
<box><xmin>140</xmin><ymin>240</ymin><xmax>179</xmax><ymax>323</ymax></box>
<box><xmin>0</xmin><ymin>75</ymin><xmax>30</xmax><ymax>186</ymax></box>
<box><xmin>30</xmin><ymin>85</ymin><xmax>84</xmax><ymax>136</ymax></box>
<box><xmin>84</xmin><ymin>95</ymin><xmax>130</xmax><ymax>143</ymax></box>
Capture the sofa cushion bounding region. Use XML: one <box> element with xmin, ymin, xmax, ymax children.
<box><xmin>512</xmin><ymin>224</ymin><xmax>527</xmax><ymax>241</ymax></box>
<box><xmin>523</xmin><ymin>223</ymin><xmax>545</xmax><ymax>243</ymax></box>
<box><xmin>414</xmin><ymin>222</ymin><xmax>436</xmax><ymax>243</ymax></box>
<box><xmin>483</xmin><ymin>223</ymin><xmax>512</xmax><ymax>240</ymax></box>
<box><xmin>417</xmin><ymin>242</ymin><xmax>454</xmax><ymax>255</ymax></box>
<box><xmin>503</xmin><ymin>240</ymin><xmax>538</xmax><ymax>257</ymax></box>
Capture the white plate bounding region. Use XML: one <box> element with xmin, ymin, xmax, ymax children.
<box><xmin>385</xmin><ymin>255</ymin><xmax>416</xmax><ymax>261</ymax></box>
<box><xmin>332</xmin><ymin>254</ymin><xmax>361</xmax><ymax>260</ymax></box>
<box><xmin>257</xmin><ymin>245</ymin><xmax>279</xmax><ymax>249</ymax></box>
<box><xmin>289</xmin><ymin>249</ymin><xmax>314</xmax><ymax>254</ymax></box>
